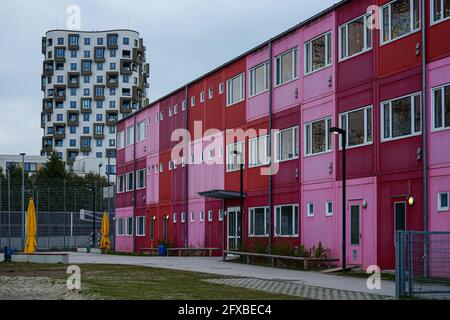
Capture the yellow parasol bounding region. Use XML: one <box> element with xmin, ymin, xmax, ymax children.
<box><xmin>100</xmin><ymin>211</ymin><xmax>110</xmax><ymax>251</ymax></box>
<box><xmin>24</xmin><ymin>198</ymin><xmax>38</xmax><ymax>254</ymax></box>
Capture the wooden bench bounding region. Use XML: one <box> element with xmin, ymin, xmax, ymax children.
<box><xmin>139</xmin><ymin>247</ymin><xmax>220</xmax><ymax>257</ymax></box>
<box><xmin>223</xmin><ymin>250</ymin><xmax>339</xmax><ymax>270</ymax></box>
<box><xmin>138</xmin><ymin>247</ymin><xmax>159</xmax><ymax>255</ymax></box>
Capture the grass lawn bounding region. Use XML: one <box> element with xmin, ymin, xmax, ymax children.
<box><xmin>0</xmin><ymin>262</ymin><xmax>301</xmax><ymax>300</ymax></box>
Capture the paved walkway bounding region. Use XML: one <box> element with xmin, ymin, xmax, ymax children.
<box><xmin>65</xmin><ymin>252</ymin><xmax>394</xmax><ymax>298</ymax></box>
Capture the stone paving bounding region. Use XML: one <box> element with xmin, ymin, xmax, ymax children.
<box><xmin>205</xmin><ymin>278</ymin><xmax>392</xmax><ymax>300</ymax></box>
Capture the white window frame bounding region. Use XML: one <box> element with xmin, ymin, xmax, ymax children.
<box><xmin>431</xmin><ymin>0</ymin><xmax>450</xmax><ymax>25</ymax></box>
<box><xmin>249</xmin><ymin>61</ymin><xmax>269</xmax><ymax>97</ymax></box>
<box><xmin>126</xmin><ymin>126</ymin><xmax>134</xmax><ymax>146</ymax></box>
<box><xmin>208</xmin><ymin>210</ymin><xmax>213</xmax><ymax>222</ymax></box>
<box><xmin>438</xmin><ymin>192</ymin><xmax>449</xmax><ymax>211</ymax></box>
<box><xmin>226</xmin><ymin>73</ymin><xmax>245</xmax><ymax>107</ymax></box>
<box><xmin>117</xmin><ymin>130</ymin><xmax>125</xmax><ymax>149</ymax></box>
<box><xmin>431</xmin><ymin>82</ymin><xmax>450</xmax><ymax>132</ymax></box>
<box><xmin>116</xmin><ymin>217</ymin><xmax>124</xmax><ymax>236</ymax></box>
<box><xmin>117</xmin><ymin>175</ymin><xmax>125</xmax><ymax>193</ymax></box>
<box><xmin>159</xmin><ymin>163</ymin><xmax>163</xmax><ymax>173</ymax></box>
<box><xmin>325</xmin><ymin>201</ymin><xmax>333</xmax><ymax>217</ymax></box>
<box><xmin>181</xmin><ymin>100</ymin><xmax>187</xmax><ymax>111</ymax></box>
<box><xmin>339</xmin><ymin>13</ymin><xmax>373</xmax><ymax>62</ymax></box>
<box><xmin>274</xmin><ymin>204</ymin><xmax>299</xmax><ymax>237</ymax></box>
<box><xmin>226</xmin><ymin>141</ymin><xmax>245</xmax><ymax>172</ymax></box>
<box><xmin>338</xmin><ymin>106</ymin><xmax>373</xmax><ymax>149</ymax></box>
<box><xmin>249</xmin><ymin>134</ymin><xmax>270</xmax><ymax>168</ymax></box>
<box><xmin>126</xmin><ymin>171</ymin><xmax>134</xmax><ymax>192</ymax></box>
<box><xmin>160</xmin><ymin>111</ymin><xmax>164</xmax><ymax>121</ymax></box>
<box><xmin>181</xmin><ymin>212</ymin><xmax>186</xmax><ymax>223</ymax></box>
<box><xmin>208</xmin><ymin>87</ymin><xmax>214</xmax><ymax>99</ymax></box>
<box><xmin>274</xmin><ymin>126</ymin><xmax>299</xmax><ymax>162</ymax></box>
<box><xmin>126</xmin><ymin>217</ymin><xmax>133</xmax><ymax>236</ymax></box>
<box><xmin>191</xmin><ymin>96</ymin><xmax>196</xmax><ymax>107</ymax></box>
<box><xmin>200</xmin><ymin>211</ymin><xmax>205</xmax><ymax>222</ymax></box>
<box><xmin>380</xmin><ymin>0</ymin><xmax>421</xmax><ymax>45</ymax></box>
<box><xmin>304</xmin><ymin>32</ymin><xmax>332</xmax><ymax>75</ymax></box>
<box><xmin>173</xmin><ymin>213</ymin><xmax>177</xmax><ymax>223</ymax></box>
<box><xmin>304</xmin><ymin>117</ymin><xmax>333</xmax><ymax>156</ymax></box>
<box><xmin>174</xmin><ymin>104</ymin><xmax>178</xmax><ymax>115</ymax></box>
<box><xmin>168</xmin><ymin>160</ymin><xmax>173</xmax><ymax>171</ymax></box>
<box><xmin>136</xmin><ymin>216</ymin><xmax>146</xmax><ymax>237</ymax></box>
<box><xmin>168</xmin><ymin>106</ymin><xmax>173</xmax><ymax>117</ymax></box>
<box><xmin>307</xmin><ymin>203</ymin><xmax>314</xmax><ymax>217</ymax></box>
<box><xmin>218</xmin><ymin>209</ymin><xmax>224</xmax><ymax>221</ymax></box>
<box><xmin>200</xmin><ymin>91</ymin><xmax>205</xmax><ymax>103</ymax></box>
<box><xmin>275</xmin><ymin>48</ymin><xmax>298</xmax><ymax>86</ymax></box>
<box><xmin>380</xmin><ymin>92</ymin><xmax>422</xmax><ymax>142</ymax></box>
<box><xmin>219</xmin><ymin>82</ymin><xmax>224</xmax><ymax>94</ymax></box>
<box><xmin>136</xmin><ymin>168</ymin><xmax>146</xmax><ymax>189</ymax></box>
<box><xmin>137</xmin><ymin>121</ymin><xmax>146</xmax><ymax>142</ymax></box>
<box><xmin>248</xmin><ymin>207</ymin><xmax>270</xmax><ymax>237</ymax></box>
<box><xmin>190</xmin><ymin>212</ymin><xmax>195</xmax><ymax>222</ymax></box>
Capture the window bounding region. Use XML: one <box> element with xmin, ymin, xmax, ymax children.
<box><xmin>126</xmin><ymin>172</ymin><xmax>134</xmax><ymax>191</ymax></box>
<box><xmin>84</xmin><ymin>50</ymin><xmax>90</xmax><ymax>59</ymax></box>
<box><xmin>275</xmin><ymin>48</ymin><xmax>298</xmax><ymax>85</ymax></box>
<box><xmin>84</xmin><ymin>37</ymin><xmax>91</xmax><ymax>45</ymax></box>
<box><xmin>219</xmin><ymin>82</ymin><xmax>224</xmax><ymax>94</ymax></box>
<box><xmin>123</xmin><ymin>37</ymin><xmax>130</xmax><ymax>45</ymax></box>
<box><xmin>250</xmin><ymin>61</ymin><xmax>269</xmax><ymax>96</ymax></box>
<box><xmin>381</xmin><ymin>92</ymin><xmax>421</xmax><ymax>141</ymax></box>
<box><xmin>137</xmin><ymin>121</ymin><xmax>146</xmax><ymax>142</ymax></box>
<box><xmin>275</xmin><ymin>126</ymin><xmax>299</xmax><ymax>161</ymax></box>
<box><xmin>55</xmin><ymin>47</ymin><xmax>65</xmax><ymax>58</ymax></box>
<box><xmin>110</xmin><ymin>49</ymin><xmax>117</xmax><ymax>57</ymax></box>
<box><xmin>339</xmin><ymin>13</ymin><xmax>373</xmax><ymax>61</ymax></box>
<box><xmin>339</xmin><ymin>106</ymin><xmax>373</xmax><ymax>148</ymax></box>
<box><xmin>226</xmin><ymin>141</ymin><xmax>245</xmax><ymax>172</ymax></box>
<box><xmin>432</xmin><ymin>83</ymin><xmax>450</xmax><ymax>131</ymax></box>
<box><xmin>208</xmin><ymin>88</ymin><xmax>214</xmax><ymax>99</ymax></box>
<box><xmin>136</xmin><ymin>216</ymin><xmax>145</xmax><ymax>236</ymax></box>
<box><xmin>381</xmin><ymin>0</ymin><xmax>420</xmax><ymax>44</ymax></box>
<box><xmin>150</xmin><ymin>218</ymin><xmax>155</xmax><ymax>240</ymax></box>
<box><xmin>432</xmin><ymin>0</ymin><xmax>450</xmax><ymax>23</ymax></box>
<box><xmin>181</xmin><ymin>100</ymin><xmax>187</xmax><ymax>111</ymax></box>
<box><xmin>219</xmin><ymin>209</ymin><xmax>224</xmax><ymax>221</ymax></box>
<box><xmin>126</xmin><ymin>217</ymin><xmax>133</xmax><ymax>236</ymax></box>
<box><xmin>226</xmin><ymin>73</ymin><xmax>245</xmax><ymax>106</ymax></box>
<box><xmin>137</xmin><ymin>169</ymin><xmax>146</xmax><ymax>189</ymax></box>
<box><xmin>307</xmin><ymin>203</ymin><xmax>314</xmax><ymax>217</ymax></box>
<box><xmin>117</xmin><ymin>130</ymin><xmax>125</xmax><ymax>149</ymax></box>
<box><xmin>191</xmin><ymin>96</ymin><xmax>196</xmax><ymax>107</ymax></box>
<box><xmin>200</xmin><ymin>91</ymin><xmax>205</xmax><ymax>103</ymax></box>
<box><xmin>325</xmin><ymin>201</ymin><xmax>334</xmax><ymax>217</ymax></box>
<box><xmin>208</xmin><ymin>210</ymin><xmax>213</xmax><ymax>222</ymax></box>
<box><xmin>248</xmin><ymin>207</ymin><xmax>270</xmax><ymax>237</ymax></box>
<box><xmin>249</xmin><ymin>135</ymin><xmax>269</xmax><ymax>168</ymax></box>
<box><xmin>116</xmin><ymin>218</ymin><xmax>124</xmax><ymax>236</ymax></box>
<box><xmin>173</xmin><ymin>213</ymin><xmax>177</xmax><ymax>223</ymax></box>
<box><xmin>275</xmin><ymin>205</ymin><xmax>299</xmax><ymax>237</ymax></box>
<box><xmin>70</xmin><ymin>63</ymin><xmax>77</xmax><ymax>71</ymax></box>
<box><xmin>438</xmin><ymin>192</ymin><xmax>449</xmax><ymax>211</ymax></box>
<box><xmin>126</xmin><ymin>126</ymin><xmax>134</xmax><ymax>146</ymax></box>
<box><xmin>97</xmin><ymin>38</ymin><xmax>104</xmax><ymax>45</ymax></box>
<box><xmin>169</xmin><ymin>106</ymin><xmax>173</xmax><ymax>117</ymax></box>
<box><xmin>117</xmin><ymin>175</ymin><xmax>125</xmax><ymax>193</ymax></box>
<box><xmin>190</xmin><ymin>212</ymin><xmax>195</xmax><ymax>222</ymax></box>
<box><xmin>305</xmin><ymin>32</ymin><xmax>332</xmax><ymax>74</ymax></box>
<box><xmin>305</xmin><ymin>118</ymin><xmax>332</xmax><ymax>156</ymax></box>
<box><xmin>181</xmin><ymin>212</ymin><xmax>186</xmax><ymax>223</ymax></box>
<box><xmin>173</xmin><ymin>104</ymin><xmax>178</xmax><ymax>115</ymax></box>
<box><xmin>200</xmin><ymin>211</ymin><xmax>205</xmax><ymax>222</ymax></box>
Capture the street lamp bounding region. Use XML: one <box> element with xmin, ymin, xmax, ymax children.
<box><xmin>20</xmin><ymin>152</ymin><xmax>26</xmax><ymax>250</ymax></box>
<box><xmin>330</xmin><ymin>127</ymin><xmax>347</xmax><ymax>273</ymax></box>
<box><xmin>233</xmin><ymin>150</ymin><xmax>244</xmax><ymax>251</ymax></box>
<box><xmin>98</xmin><ymin>163</ymin><xmax>103</xmax><ymax>176</ymax></box>
<box><xmin>88</xmin><ymin>186</ymin><xmax>96</xmax><ymax>248</ymax></box>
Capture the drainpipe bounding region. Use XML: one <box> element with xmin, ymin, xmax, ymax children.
<box><xmin>133</xmin><ymin>113</ymin><xmax>137</xmax><ymax>253</ymax></box>
<box><xmin>185</xmin><ymin>85</ymin><xmax>189</xmax><ymax>248</ymax></box>
<box><xmin>268</xmin><ymin>41</ymin><xmax>273</xmax><ymax>255</ymax></box>
<box><xmin>421</xmin><ymin>0</ymin><xmax>428</xmax><ymax>276</ymax></box>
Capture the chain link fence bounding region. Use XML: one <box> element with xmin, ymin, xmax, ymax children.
<box><xmin>0</xmin><ymin>176</ymin><xmax>115</xmax><ymax>252</ymax></box>
<box><xmin>396</xmin><ymin>231</ymin><xmax>450</xmax><ymax>299</ymax></box>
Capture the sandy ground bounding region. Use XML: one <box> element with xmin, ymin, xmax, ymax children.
<box><xmin>0</xmin><ymin>276</ymin><xmax>86</xmax><ymax>300</ymax></box>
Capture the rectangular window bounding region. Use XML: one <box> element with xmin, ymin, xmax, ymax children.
<box><xmin>181</xmin><ymin>100</ymin><xmax>187</xmax><ymax>111</ymax></box>
<box><xmin>275</xmin><ymin>205</ymin><xmax>299</xmax><ymax>237</ymax></box>
<box><xmin>248</xmin><ymin>207</ymin><xmax>270</xmax><ymax>237</ymax></box>
<box><xmin>226</xmin><ymin>141</ymin><xmax>245</xmax><ymax>172</ymax></box>
<box><xmin>432</xmin><ymin>0</ymin><xmax>450</xmax><ymax>24</ymax></box>
<box><xmin>350</xmin><ymin>205</ymin><xmax>360</xmax><ymax>245</ymax></box>
<box><xmin>208</xmin><ymin>88</ymin><xmax>214</xmax><ymax>99</ymax></box>
<box><xmin>432</xmin><ymin>83</ymin><xmax>450</xmax><ymax>131</ymax></box>
<box><xmin>219</xmin><ymin>209</ymin><xmax>224</xmax><ymax>221</ymax></box>
<box><xmin>249</xmin><ymin>135</ymin><xmax>269</xmax><ymax>168</ymax></box>
<box><xmin>190</xmin><ymin>212</ymin><xmax>195</xmax><ymax>222</ymax></box>
<box><xmin>438</xmin><ymin>192</ymin><xmax>449</xmax><ymax>211</ymax></box>
<box><xmin>136</xmin><ymin>216</ymin><xmax>145</xmax><ymax>236</ymax></box>
<box><xmin>226</xmin><ymin>73</ymin><xmax>245</xmax><ymax>106</ymax></box>
<box><xmin>275</xmin><ymin>126</ymin><xmax>299</xmax><ymax>162</ymax></box>
<box><xmin>305</xmin><ymin>32</ymin><xmax>332</xmax><ymax>74</ymax></box>
<box><xmin>200</xmin><ymin>91</ymin><xmax>205</xmax><ymax>103</ymax></box>
<box><xmin>116</xmin><ymin>218</ymin><xmax>124</xmax><ymax>236</ymax></box>
<box><xmin>381</xmin><ymin>0</ymin><xmax>421</xmax><ymax>44</ymax></box>
<box><xmin>191</xmin><ymin>96</ymin><xmax>195</xmax><ymax>107</ymax></box>
<box><xmin>181</xmin><ymin>212</ymin><xmax>186</xmax><ymax>223</ymax></box>
<box><xmin>208</xmin><ymin>210</ymin><xmax>213</xmax><ymax>222</ymax></box>
<box><xmin>137</xmin><ymin>121</ymin><xmax>146</xmax><ymax>142</ymax></box>
<box><xmin>250</xmin><ymin>61</ymin><xmax>269</xmax><ymax>96</ymax></box>
<box><xmin>200</xmin><ymin>211</ymin><xmax>204</xmax><ymax>222</ymax></box>
<box><xmin>304</xmin><ymin>117</ymin><xmax>333</xmax><ymax>155</ymax></box>
<box><xmin>117</xmin><ymin>130</ymin><xmax>125</xmax><ymax>149</ymax></box>
<box><xmin>137</xmin><ymin>169</ymin><xmax>146</xmax><ymax>189</ymax></box>
<box><xmin>325</xmin><ymin>201</ymin><xmax>333</xmax><ymax>217</ymax></box>
<box><xmin>339</xmin><ymin>106</ymin><xmax>373</xmax><ymax>148</ymax></box>
<box><xmin>126</xmin><ymin>217</ymin><xmax>133</xmax><ymax>236</ymax></box>
<box><xmin>219</xmin><ymin>82</ymin><xmax>224</xmax><ymax>94</ymax></box>
<box><xmin>126</xmin><ymin>172</ymin><xmax>134</xmax><ymax>191</ymax></box>
<box><xmin>339</xmin><ymin>13</ymin><xmax>373</xmax><ymax>61</ymax></box>
<box><xmin>126</xmin><ymin>126</ymin><xmax>134</xmax><ymax>146</ymax></box>
<box><xmin>381</xmin><ymin>92</ymin><xmax>421</xmax><ymax>141</ymax></box>
<box><xmin>307</xmin><ymin>203</ymin><xmax>314</xmax><ymax>217</ymax></box>
<box><xmin>275</xmin><ymin>48</ymin><xmax>298</xmax><ymax>86</ymax></box>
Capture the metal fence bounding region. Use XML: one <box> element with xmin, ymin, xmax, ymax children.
<box><xmin>396</xmin><ymin>231</ymin><xmax>450</xmax><ymax>299</ymax></box>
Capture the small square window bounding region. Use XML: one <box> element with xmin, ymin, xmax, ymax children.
<box><xmin>307</xmin><ymin>203</ymin><xmax>314</xmax><ymax>217</ymax></box>
<box><xmin>438</xmin><ymin>192</ymin><xmax>449</xmax><ymax>211</ymax></box>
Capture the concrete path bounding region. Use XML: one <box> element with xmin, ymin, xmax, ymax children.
<box><xmin>65</xmin><ymin>252</ymin><xmax>394</xmax><ymax>298</ymax></box>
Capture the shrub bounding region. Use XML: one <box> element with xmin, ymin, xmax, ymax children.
<box><xmin>294</xmin><ymin>244</ymin><xmax>311</xmax><ymax>258</ymax></box>
<box><xmin>271</xmin><ymin>240</ymin><xmax>294</xmax><ymax>256</ymax></box>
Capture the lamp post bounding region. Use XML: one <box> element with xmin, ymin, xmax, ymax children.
<box><xmin>20</xmin><ymin>153</ymin><xmax>26</xmax><ymax>249</ymax></box>
<box><xmin>98</xmin><ymin>163</ymin><xmax>103</xmax><ymax>176</ymax></box>
<box><xmin>330</xmin><ymin>127</ymin><xmax>347</xmax><ymax>272</ymax></box>
<box><xmin>233</xmin><ymin>150</ymin><xmax>244</xmax><ymax>250</ymax></box>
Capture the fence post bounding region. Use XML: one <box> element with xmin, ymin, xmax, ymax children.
<box><xmin>408</xmin><ymin>231</ymin><xmax>413</xmax><ymax>297</ymax></box>
<box><xmin>395</xmin><ymin>231</ymin><xmax>406</xmax><ymax>298</ymax></box>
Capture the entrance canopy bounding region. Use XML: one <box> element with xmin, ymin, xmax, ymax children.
<box><xmin>198</xmin><ymin>190</ymin><xmax>247</xmax><ymax>200</ymax></box>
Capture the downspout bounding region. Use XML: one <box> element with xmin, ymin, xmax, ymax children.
<box><xmin>268</xmin><ymin>41</ymin><xmax>273</xmax><ymax>255</ymax></box>
<box><xmin>133</xmin><ymin>113</ymin><xmax>137</xmax><ymax>253</ymax></box>
<box><xmin>185</xmin><ymin>85</ymin><xmax>189</xmax><ymax>248</ymax></box>
<box><xmin>421</xmin><ymin>0</ymin><xmax>428</xmax><ymax>275</ymax></box>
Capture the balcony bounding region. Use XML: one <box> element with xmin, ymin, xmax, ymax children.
<box><xmin>144</xmin><ymin>63</ymin><xmax>150</xmax><ymax>78</ymax></box>
<box><xmin>93</xmin><ymin>123</ymin><xmax>105</xmax><ymax>139</ymax></box>
<box><xmin>53</xmin><ymin>85</ymin><xmax>66</xmax><ymax>102</ymax></box>
<box><xmin>80</xmin><ymin>136</ymin><xmax>92</xmax><ymax>153</ymax></box>
<box><xmin>106</xmin><ymin>71</ymin><xmax>119</xmax><ymax>88</ymax></box>
<box><xmin>42</xmin><ymin>98</ymin><xmax>53</xmax><ymax>114</ymax></box>
<box><xmin>120</xmin><ymin>59</ymin><xmax>133</xmax><ymax>76</ymax></box>
<box><xmin>94</xmin><ymin>46</ymin><xmax>106</xmax><ymax>63</ymax></box>
<box><xmin>41</xmin><ymin>137</ymin><xmax>53</xmax><ymax>153</ymax></box>
<box><xmin>105</xmin><ymin>148</ymin><xmax>116</xmax><ymax>159</ymax></box>
<box><xmin>54</xmin><ymin>46</ymin><xmax>66</xmax><ymax>63</ymax></box>
<box><xmin>66</xmin><ymin>149</ymin><xmax>79</xmax><ymax>166</ymax></box>
<box><xmin>68</xmin><ymin>34</ymin><xmax>80</xmax><ymax>50</ymax></box>
<box><xmin>81</xmin><ymin>59</ymin><xmax>93</xmax><ymax>76</ymax></box>
<box><xmin>94</xmin><ymin>85</ymin><xmax>105</xmax><ymax>101</ymax></box>
<box><xmin>105</xmin><ymin>110</ymin><xmax>118</xmax><ymax>126</ymax></box>
<box><xmin>67</xmin><ymin>110</ymin><xmax>80</xmax><ymax>126</ymax></box>
<box><xmin>67</xmin><ymin>72</ymin><xmax>80</xmax><ymax>88</ymax></box>
<box><xmin>80</xmin><ymin>98</ymin><xmax>92</xmax><ymax>113</ymax></box>
<box><xmin>120</xmin><ymin>97</ymin><xmax>133</xmax><ymax>114</ymax></box>
<box><xmin>133</xmin><ymin>47</ymin><xmax>144</xmax><ymax>65</ymax></box>
<box><xmin>43</xmin><ymin>60</ymin><xmax>54</xmax><ymax>76</ymax></box>
<box><xmin>132</xmin><ymin>85</ymin><xmax>144</xmax><ymax>102</ymax></box>
<box><xmin>42</xmin><ymin>37</ymin><xmax>47</xmax><ymax>55</ymax></box>
<box><xmin>41</xmin><ymin>112</ymin><xmax>46</xmax><ymax>129</ymax></box>
<box><xmin>107</xmin><ymin>33</ymin><xmax>119</xmax><ymax>50</ymax></box>
<box><xmin>53</xmin><ymin>123</ymin><xmax>66</xmax><ymax>140</ymax></box>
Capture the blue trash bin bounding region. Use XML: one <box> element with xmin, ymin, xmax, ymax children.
<box><xmin>158</xmin><ymin>244</ymin><xmax>167</xmax><ymax>256</ymax></box>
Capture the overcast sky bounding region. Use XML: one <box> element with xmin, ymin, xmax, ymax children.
<box><xmin>0</xmin><ymin>0</ymin><xmax>336</xmax><ymax>155</ymax></box>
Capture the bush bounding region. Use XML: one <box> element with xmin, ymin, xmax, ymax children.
<box><xmin>251</xmin><ymin>238</ymin><xmax>268</xmax><ymax>254</ymax></box>
<box><xmin>311</xmin><ymin>242</ymin><xmax>328</xmax><ymax>259</ymax></box>
<box><xmin>294</xmin><ymin>244</ymin><xmax>311</xmax><ymax>258</ymax></box>
<box><xmin>271</xmin><ymin>240</ymin><xmax>294</xmax><ymax>256</ymax></box>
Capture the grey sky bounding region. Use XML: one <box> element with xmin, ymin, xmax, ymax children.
<box><xmin>0</xmin><ymin>0</ymin><xmax>336</xmax><ymax>155</ymax></box>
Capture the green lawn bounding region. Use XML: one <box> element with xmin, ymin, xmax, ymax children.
<box><xmin>0</xmin><ymin>262</ymin><xmax>301</xmax><ymax>300</ymax></box>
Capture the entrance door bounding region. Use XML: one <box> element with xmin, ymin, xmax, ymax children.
<box><xmin>227</xmin><ymin>208</ymin><xmax>241</xmax><ymax>250</ymax></box>
<box><xmin>394</xmin><ymin>202</ymin><xmax>407</xmax><ymax>233</ymax></box>
<box><xmin>348</xmin><ymin>202</ymin><xmax>363</xmax><ymax>265</ymax></box>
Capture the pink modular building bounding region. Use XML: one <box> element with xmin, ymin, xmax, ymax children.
<box><xmin>115</xmin><ymin>0</ymin><xmax>450</xmax><ymax>269</ymax></box>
